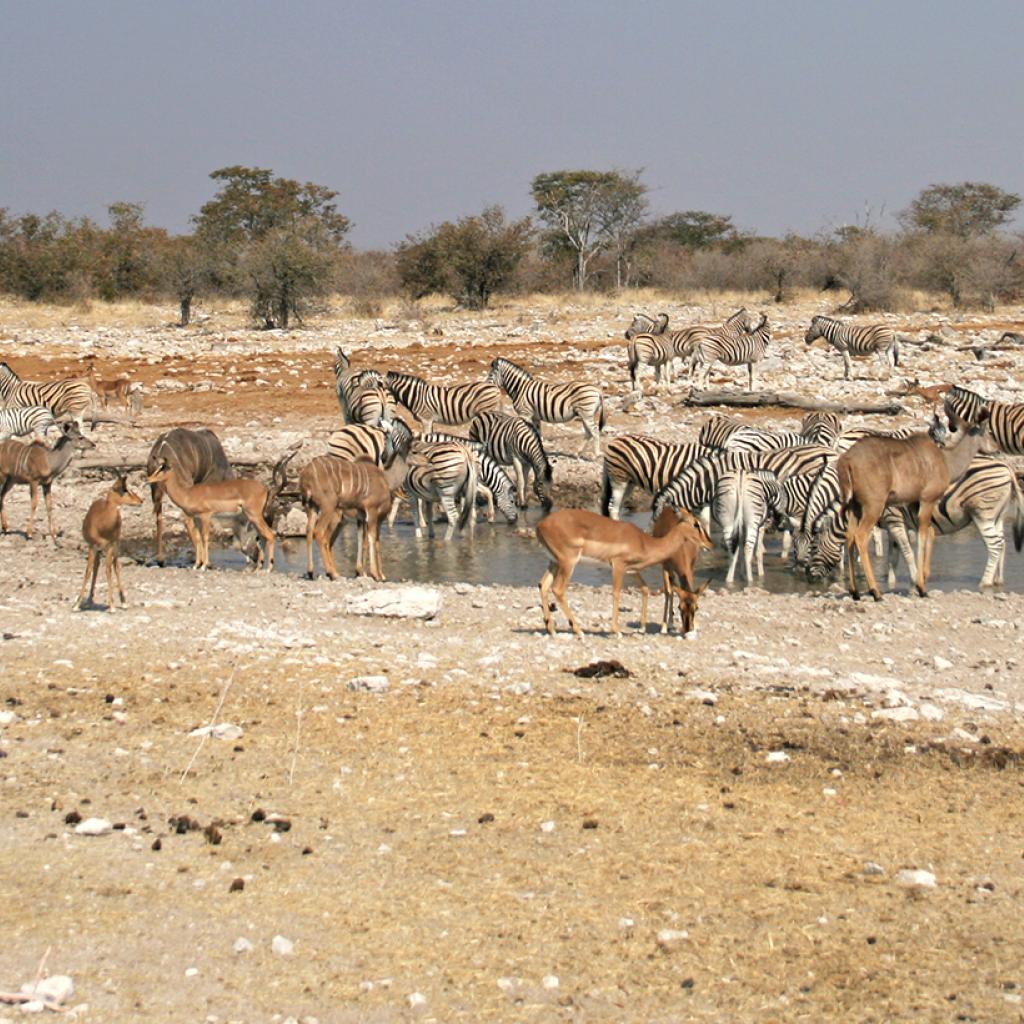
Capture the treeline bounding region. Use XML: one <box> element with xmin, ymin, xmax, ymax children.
<box><xmin>1</xmin><ymin>168</ymin><xmax>1021</xmax><ymax>322</ymax></box>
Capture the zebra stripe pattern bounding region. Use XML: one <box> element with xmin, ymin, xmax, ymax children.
<box><xmin>333</xmin><ymin>349</ymin><xmax>385</xmax><ymax>423</ymax></box>
<box><xmin>714</xmin><ymin>469</ymin><xmax>787</xmax><ymax>583</ymax></box>
<box><xmin>692</xmin><ymin>314</ymin><xmax>771</xmax><ymax>390</ymax></box>
<box><xmin>487</xmin><ymin>357</ymin><xmax>604</xmax><ymax>456</ymax></box>
<box><xmin>682</xmin><ymin>309</ymin><xmax>757</xmax><ymax>379</ymax></box>
<box><xmin>0</xmin><ymin>362</ymin><xmax>92</xmax><ymax>430</ymax></box>
<box><xmin>624</xmin><ymin>312</ymin><xmax>669</xmax><ymax>340</ymax></box>
<box><xmin>468</xmin><ymin>411</ymin><xmax>553</xmax><ymax>511</ymax></box>
<box><xmin>326</xmin><ymin>419</ymin><xmax>413</xmax><ymax>466</ymax></box>
<box><xmin>804</xmin><ymin>316</ymin><xmax>899</xmax><ymax>380</ymax></box>
<box><xmin>800</xmin><ymin>411</ymin><xmax>844</xmax><ymax>447</ymax></box>
<box><xmin>418</xmin><ymin>433</ymin><xmax>519</xmax><ymax>525</ymax></box>
<box><xmin>349</xmin><ymin>382</ymin><xmax>394</xmax><ymax>428</ymax></box>
<box><xmin>600</xmin><ymin>435</ymin><xmax>704</xmax><ymax>519</ymax></box>
<box><xmin>943</xmin><ymin>385</ymin><xmax>1024</xmax><ymax>455</ymax></box>
<box><xmin>385</xmin><ymin>370</ymin><xmax>502</xmax><ymax>435</ymax></box>
<box><xmin>404</xmin><ymin>441</ymin><xmax>479</xmax><ymax>539</ymax></box>
<box><xmin>627</xmin><ymin>332</ymin><xmax>675</xmax><ymax>389</ymax></box>
<box><xmin>0</xmin><ymin>405</ymin><xmax>57</xmax><ymax>440</ymax></box>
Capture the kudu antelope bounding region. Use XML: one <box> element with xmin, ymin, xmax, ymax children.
<box><xmin>535</xmin><ymin>507</ymin><xmax>712</xmax><ymax>637</ymax></box>
<box><xmin>0</xmin><ymin>421</ymin><xmax>96</xmax><ymax>541</ymax></box>
<box><xmin>299</xmin><ymin>450</ymin><xmax>408</xmax><ymax>581</ymax></box>
<box><xmin>75</xmin><ymin>475</ymin><xmax>144</xmax><ymax>611</ymax></box>
<box><xmin>837</xmin><ymin>412</ymin><xmax>998</xmax><ymax>600</ymax></box>
<box><xmin>145</xmin><ymin>460</ymin><xmax>280</xmax><ymax>572</ymax></box>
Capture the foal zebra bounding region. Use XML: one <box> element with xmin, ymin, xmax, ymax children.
<box><xmin>692</xmin><ymin>314</ymin><xmax>771</xmax><ymax>391</ymax></box>
<box><xmin>804</xmin><ymin>315</ymin><xmax>900</xmax><ymax>380</ymax></box>
<box><xmin>487</xmin><ymin>357</ymin><xmax>605</xmax><ymax>456</ymax></box>
<box><xmin>600</xmin><ymin>435</ymin><xmax>703</xmax><ymax>519</ymax></box>
<box><xmin>385</xmin><ymin>370</ymin><xmax>502</xmax><ymax>435</ymax></box>
<box><xmin>0</xmin><ymin>405</ymin><xmax>58</xmax><ymax>441</ymax></box>
<box><xmin>943</xmin><ymin>385</ymin><xmax>1024</xmax><ymax>455</ymax></box>
<box><xmin>0</xmin><ymin>362</ymin><xmax>92</xmax><ymax>432</ymax></box>
<box><xmin>468</xmin><ymin>411</ymin><xmax>553</xmax><ymax>510</ymax></box>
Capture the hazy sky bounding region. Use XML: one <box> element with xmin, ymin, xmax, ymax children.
<box><xmin>3</xmin><ymin>1</ymin><xmax>1022</xmax><ymax>248</ymax></box>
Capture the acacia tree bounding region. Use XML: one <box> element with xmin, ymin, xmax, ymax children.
<box><xmin>531</xmin><ymin>170</ymin><xmax>647</xmax><ymax>289</ymax></box>
<box><xmin>192</xmin><ymin>166</ymin><xmax>350</xmax><ymax>328</ymax></box>
<box><xmin>901</xmin><ymin>182</ymin><xmax>1021</xmax><ymax>238</ymax></box>
<box><xmin>396</xmin><ymin>206</ymin><xmax>532</xmax><ymax>309</ymax></box>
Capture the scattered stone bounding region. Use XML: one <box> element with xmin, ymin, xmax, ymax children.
<box><xmin>229</xmin><ymin>878</ymin><xmax>245</xmax><ymax>893</ymax></box>
<box><xmin>19</xmin><ymin>975</ymin><xmax>74</xmax><ymax>1007</ymax></box>
<box><xmin>540</xmin><ymin>820</ymin><xmax>556</xmax><ymax>833</ymax></box>
<box><xmin>271</xmin><ymin>935</ymin><xmax>294</xmax><ymax>956</ymax></box>
<box><xmin>233</xmin><ymin>937</ymin><xmax>254</xmax><ymax>954</ymax></box>
<box><xmin>188</xmin><ymin>722</ymin><xmax>244</xmax><ymax>740</ymax></box>
<box><xmin>541</xmin><ymin>975</ymin><xmax>560</xmax><ymax>989</ymax></box>
<box><xmin>74</xmin><ymin>817</ymin><xmax>113</xmax><ymax>836</ymax></box>
<box><xmin>895</xmin><ymin>868</ymin><xmax>937</xmax><ymax>889</ymax></box>
<box><xmin>872</xmin><ymin>707</ymin><xmax>920</xmax><ymax>723</ymax></box>
<box><xmin>581</xmin><ymin>818</ymin><xmax>599</xmax><ymax>830</ymax></box>
<box><xmin>407</xmin><ymin>992</ymin><xmax>428</xmax><ymax>1008</ymax></box>
<box><xmin>766</xmin><ymin>751</ymin><xmax>790</xmax><ymax>764</ymax></box>
<box><xmin>686</xmin><ymin>688</ymin><xmax>717</xmax><ymax>705</ymax></box>
<box><xmin>346</xmin><ymin>675</ymin><xmax>390</xmax><ymax>694</ymax></box>
<box><xmin>919</xmin><ymin>703</ymin><xmax>944</xmax><ymax>722</ymax></box>
<box><xmin>932</xmin><ymin>655</ymin><xmax>954</xmax><ymax>671</ymax></box>
<box><xmin>656</xmin><ymin>929</ymin><xmax>689</xmax><ymax>947</ymax></box>
<box><xmin>863</xmin><ymin>862</ymin><xmax>886</xmax><ymax>876</ymax></box>
<box><xmin>344</xmin><ymin>587</ymin><xmax>442</xmax><ymax>620</ymax></box>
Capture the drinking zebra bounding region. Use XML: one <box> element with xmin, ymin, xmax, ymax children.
<box><xmin>468</xmin><ymin>411</ymin><xmax>553</xmax><ymax>510</ymax></box>
<box><xmin>487</xmin><ymin>357</ymin><xmax>605</xmax><ymax>456</ymax></box>
<box><xmin>807</xmin><ymin>458</ymin><xmax>1023</xmax><ymax>589</ymax></box>
<box><xmin>419</xmin><ymin>433</ymin><xmax>518</xmax><ymax>525</ymax></box>
<box><xmin>600</xmin><ymin>435</ymin><xmax>704</xmax><ymax>519</ymax></box>
<box><xmin>691</xmin><ymin>314</ymin><xmax>771</xmax><ymax>391</ymax></box>
<box><xmin>804</xmin><ymin>315</ymin><xmax>899</xmax><ymax>380</ymax></box>
<box><xmin>0</xmin><ymin>405</ymin><xmax>58</xmax><ymax>441</ymax></box>
<box><xmin>0</xmin><ymin>362</ymin><xmax>93</xmax><ymax>432</ymax></box>
<box><xmin>624</xmin><ymin>312</ymin><xmax>669</xmax><ymax>340</ymax></box>
<box><xmin>385</xmin><ymin>370</ymin><xmax>502</xmax><ymax>435</ymax></box>
<box><xmin>943</xmin><ymin>385</ymin><xmax>1024</xmax><ymax>455</ymax></box>
<box><xmin>713</xmin><ymin>469</ymin><xmax>788</xmax><ymax>584</ymax></box>
<box><xmin>404</xmin><ymin>440</ymin><xmax>479</xmax><ymax>539</ymax></box>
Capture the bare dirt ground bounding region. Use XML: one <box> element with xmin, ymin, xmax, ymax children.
<box><xmin>2</xmin><ymin>293</ymin><xmax>1024</xmax><ymax>1022</ymax></box>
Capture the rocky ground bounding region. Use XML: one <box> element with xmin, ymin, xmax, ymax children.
<box><xmin>1</xmin><ymin>293</ymin><xmax>1023</xmax><ymax>1022</ymax></box>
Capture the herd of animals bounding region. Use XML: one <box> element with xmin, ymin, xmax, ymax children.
<box><xmin>0</xmin><ymin>303</ymin><xmax>1022</xmax><ymax>637</ymax></box>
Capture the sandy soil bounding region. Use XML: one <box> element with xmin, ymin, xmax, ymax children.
<box><xmin>2</xmin><ymin>295</ymin><xmax>1024</xmax><ymax>1022</ymax></box>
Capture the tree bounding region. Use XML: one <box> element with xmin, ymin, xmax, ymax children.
<box><xmin>531</xmin><ymin>170</ymin><xmax>647</xmax><ymax>290</ymax></box>
<box><xmin>396</xmin><ymin>206</ymin><xmax>532</xmax><ymax>309</ymax></box>
<box><xmin>647</xmin><ymin>210</ymin><xmax>741</xmax><ymax>250</ymax></box>
<box><xmin>192</xmin><ymin>166</ymin><xmax>350</xmax><ymax>328</ymax></box>
<box><xmin>901</xmin><ymin>182</ymin><xmax>1021</xmax><ymax>239</ymax></box>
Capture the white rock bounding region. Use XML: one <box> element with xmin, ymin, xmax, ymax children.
<box><xmin>542</xmin><ymin>975</ymin><xmax>560</xmax><ymax>989</ymax></box>
<box><xmin>863</xmin><ymin>862</ymin><xmax>886</xmax><ymax>876</ymax></box>
<box><xmin>656</xmin><ymin>928</ymin><xmax>689</xmax><ymax>946</ymax></box>
<box><xmin>950</xmin><ymin>727</ymin><xmax>980</xmax><ymax>744</ymax></box>
<box><xmin>344</xmin><ymin>586</ymin><xmax>443</xmax><ymax>620</ymax></box>
<box><xmin>539</xmin><ymin>820</ymin><xmax>556</xmax><ymax>833</ymax></box>
<box><xmin>766</xmin><ymin>751</ymin><xmax>790</xmax><ymax>764</ymax></box>
<box><xmin>407</xmin><ymin>992</ymin><xmax>428</xmax><ymax>1008</ymax></box>
<box><xmin>188</xmin><ymin>723</ymin><xmax>244</xmax><ymax>740</ymax></box>
<box><xmin>895</xmin><ymin>868</ymin><xmax>937</xmax><ymax>889</ymax></box>
<box><xmin>872</xmin><ymin>707</ymin><xmax>920</xmax><ymax>723</ymax></box>
<box><xmin>74</xmin><ymin>817</ymin><xmax>113</xmax><ymax>836</ymax></box>
<box><xmin>184</xmin><ymin>967</ymin><xmax>199</xmax><ymax>978</ymax></box>
<box><xmin>346</xmin><ymin>676</ymin><xmax>390</xmax><ymax>694</ymax></box>
<box><xmin>0</xmin><ymin>710</ymin><xmax>16</xmax><ymax>725</ymax></box>
<box><xmin>271</xmin><ymin>935</ymin><xmax>294</xmax><ymax>956</ymax></box>
<box><xmin>932</xmin><ymin>655</ymin><xmax>954</xmax><ymax>671</ymax></box>
<box><xmin>233</xmin><ymin>937</ymin><xmax>254</xmax><ymax>954</ymax></box>
<box><xmin>882</xmin><ymin>688</ymin><xmax>913</xmax><ymax>708</ymax></box>
<box><xmin>20</xmin><ymin>976</ymin><xmax>74</xmax><ymax>1005</ymax></box>
<box><xmin>686</xmin><ymin>689</ymin><xmax>717</xmax><ymax>704</ymax></box>
<box><xmin>919</xmin><ymin>703</ymin><xmax>944</xmax><ymax>722</ymax></box>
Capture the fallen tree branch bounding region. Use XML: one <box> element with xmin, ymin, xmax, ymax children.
<box><xmin>683</xmin><ymin>390</ymin><xmax>904</xmax><ymax>415</ymax></box>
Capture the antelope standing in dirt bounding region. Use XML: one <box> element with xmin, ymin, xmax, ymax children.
<box><xmin>535</xmin><ymin>507</ymin><xmax>711</xmax><ymax>637</ymax></box>
<box><xmin>641</xmin><ymin>507</ymin><xmax>713</xmax><ymax>635</ymax></box>
<box><xmin>837</xmin><ymin>413</ymin><xmax>998</xmax><ymax>600</ymax></box>
<box><xmin>75</xmin><ymin>475</ymin><xmax>144</xmax><ymax>611</ymax></box>
<box><xmin>0</xmin><ymin>422</ymin><xmax>96</xmax><ymax>542</ymax></box>
<box><xmin>87</xmin><ymin>360</ymin><xmax>135</xmax><ymax>413</ymax></box>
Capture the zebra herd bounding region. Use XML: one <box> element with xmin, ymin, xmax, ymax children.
<box><xmin>625</xmin><ymin>309</ymin><xmax>901</xmax><ymax>390</ymax></box>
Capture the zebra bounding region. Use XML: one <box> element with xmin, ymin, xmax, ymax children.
<box><xmin>833</xmin><ymin>424</ymin><xmax>918</xmax><ymax>454</ymax></box>
<box><xmin>712</xmin><ymin>424</ymin><xmax>813</xmax><ymax>454</ymax></box>
<box><xmin>807</xmin><ymin>458</ymin><xmax>1023</xmax><ymax>589</ymax></box>
<box><xmin>468</xmin><ymin>411</ymin><xmax>553</xmax><ymax>511</ymax></box>
<box><xmin>418</xmin><ymin>433</ymin><xmax>519</xmax><ymax>525</ymax></box>
<box><xmin>404</xmin><ymin>440</ymin><xmax>479</xmax><ymax>539</ymax></box>
<box><xmin>333</xmin><ymin>349</ymin><xmax>385</xmax><ymax>422</ymax></box>
<box><xmin>326</xmin><ymin>419</ymin><xmax>413</xmax><ymax>466</ymax></box>
<box><xmin>943</xmin><ymin>385</ymin><xmax>1024</xmax><ymax>455</ymax></box>
<box><xmin>692</xmin><ymin>314</ymin><xmax>771</xmax><ymax>391</ymax></box>
<box><xmin>804</xmin><ymin>315</ymin><xmax>900</xmax><ymax>380</ymax></box>
<box><xmin>651</xmin><ymin>445</ymin><xmax>834</xmax><ymax>521</ymax></box>
<box><xmin>385</xmin><ymin>369</ymin><xmax>502</xmax><ymax>435</ymax></box>
<box><xmin>348</xmin><ymin>381</ymin><xmax>395</xmax><ymax>428</ymax></box>
<box><xmin>0</xmin><ymin>405</ymin><xmax>58</xmax><ymax>441</ymax></box>
<box><xmin>487</xmin><ymin>357</ymin><xmax>605</xmax><ymax>456</ymax></box>
<box><xmin>682</xmin><ymin>309</ymin><xmax>758</xmax><ymax>381</ymax></box>
<box><xmin>713</xmin><ymin>469</ymin><xmax>788</xmax><ymax>584</ymax></box>
<box><xmin>624</xmin><ymin>312</ymin><xmax>669</xmax><ymax>340</ymax></box>
<box><xmin>627</xmin><ymin>331</ymin><xmax>675</xmax><ymax>389</ymax></box>
<box><xmin>0</xmin><ymin>362</ymin><xmax>92</xmax><ymax>432</ymax></box>
<box><xmin>600</xmin><ymin>435</ymin><xmax>704</xmax><ymax>519</ymax></box>
<box><xmin>800</xmin><ymin>411</ymin><xmax>844</xmax><ymax>447</ymax></box>
<box><xmin>697</xmin><ymin>415</ymin><xmax>750</xmax><ymax>451</ymax></box>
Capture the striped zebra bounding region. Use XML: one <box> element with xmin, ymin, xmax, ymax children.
<box><xmin>333</xmin><ymin>349</ymin><xmax>385</xmax><ymax>423</ymax></box>
<box><xmin>468</xmin><ymin>411</ymin><xmax>553</xmax><ymax>511</ymax></box>
<box><xmin>487</xmin><ymin>357</ymin><xmax>605</xmax><ymax>456</ymax></box>
<box><xmin>834</xmin><ymin>424</ymin><xmax>917</xmax><ymax>454</ymax></box>
<box><xmin>627</xmin><ymin>331</ymin><xmax>675</xmax><ymax>389</ymax></box>
<box><xmin>800</xmin><ymin>411</ymin><xmax>844</xmax><ymax>447</ymax></box>
<box><xmin>385</xmin><ymin>370</ymin><xmax>502</xmax><ymax>435</ymax></box>
<box><xmin>651</xmin><ymin>445</ymin><xmax>834</xmax><ymax>521</ymax></box>
<box><xmin>943</xmin><ymin>385</ymin><xmax>1024</xmax><ymax>455</ymax></box>
<box><xmin>0</xmin><ymin>362</ymin><xmax>92</xmax><ymax>432</ymax></box>
<box><xmin>600</xmin><ymin>435</ymin><xmax>703</xmax><ymax>519</ymax></box>
<box><xmin>419</xmin><ymin>433</ymin><xmax>518</xmax><ymax>525</ymax></box>
<box><xmin>624</xmin><ymin>312</ymin><xmax>669</xmax><ymax>340</ymax></box>
<box><xmin>804</xmin><ymin>501</ymin><xmax>912</xmax><ymax>585</ymax></box>
<box><xmin>692</xmin><ymin>314</ymin><xmax>771</xmax><ymax>391</ymax></box>
<box><xmin>714</xmin><ymin>469</ymin><xmax>788</xmax><ymax>584</ymax></box>
<box><xmin>0</xmin><ymin>405</ymin><xmax>58</xmax><ymax>441</ymax></box>
<box><xmin>697</xmin><ymin>414</ymin><xmax>749</xmax><ymax>451</ymax></box>
<box><xmin>326</xmin><ymin>419</ymin><xmax>413</xmax><ymax>466</ymax></box>
<box><xmin>404</xmin><ymin>440</ymin><xmax>479</xmax><ymax>539</ymax></box>
<box><xmin>807</xmin><ymin>458</ymin><xmax>1023</xmax><ymax>588</ymax></box>
<box><xmin>712</xmin><ymin>423</ymin><xmax>813</xmax><ymax>454</ymax></box>
<box><xmin>804</xmin><ymin>315</ymin><xmax>900</xmax><ymax>380</ymax></box>
<box><xmin>682</xmin><ymin>309</ymin><xmax>758</xmax><ymax>380</ymax></box>
<box><xmin>349</xmin><ymin>382</ymin><xmax>395</xmax><ymax>428</ymax></box>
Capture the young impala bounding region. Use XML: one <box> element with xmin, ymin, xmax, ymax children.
<box><xmin>75</xmin><ymin>475</ymin><xmax>144</xmax><ymax>611</ymax></box>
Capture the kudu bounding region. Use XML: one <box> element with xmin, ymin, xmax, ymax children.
<box><xmin>75</xmin><ymin>475</ymin><xmax>144</xmax><ymax>611</ymax></box>
<box><xmin>535</xmin><ymin>507</ymin><xmax>712</xmax><ymax>637</ymax></box>
<box><xmin>837</xmin><ymin>412</ymin><xmax>998</xmax><ymax>600</ymax></box>
<box><xmin>0</xmin><ymin>422</ymin><xmax>96</xmax><ymax>541</ymax></box>
<box><xmin>299</xmin><ymin>450</ymin><xmax>408</xmax><ymax>581</ymax></box>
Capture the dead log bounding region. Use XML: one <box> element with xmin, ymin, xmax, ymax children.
<box><xmin>683</xmin><ymin>390</ymin><xmax>904</xmax><ymax>415</ymax></box>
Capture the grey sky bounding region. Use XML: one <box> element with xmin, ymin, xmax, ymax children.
<box><xmin>3</xmin><ymin>0</ymin><xmax>1022</xmax><ymax>249</ymax></box>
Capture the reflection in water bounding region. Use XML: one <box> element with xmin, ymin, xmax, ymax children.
<box><xmin>126</xmin><ymin>508</ymin><xmax>1024</xmax><ymax>595</ymax></box>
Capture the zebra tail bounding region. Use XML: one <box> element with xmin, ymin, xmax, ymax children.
<box><xmin>893</xmin><ymin>337</ymin><xmax>901</xmax><ymax>367</ymax></box>
<box><xmin>600</xmin><ymin>466</ymin><xmax>612</xmax><ymax>517</ymax></box>
<box><xmin>598</xmin><ymin>399</ymin><xmax>606</xmax><ymax>431</ymax></box>
<box><xmin>1011</xmin><ymin>473</ymin><xmax>1024</xmax><ymax>552</ymax></box>
<box><xmin>458</xmin><ymin>458</ymin><xmax>478</xmax><ymax>533</ymax></box>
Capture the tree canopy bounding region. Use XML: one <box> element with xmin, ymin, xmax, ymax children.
<box><xmin>901</xmin><ymin>181</ymin><xmax>1021</xmax><ymax>238</ymax></box>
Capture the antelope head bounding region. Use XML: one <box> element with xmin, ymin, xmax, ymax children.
<box><xmin>673</xmin><ymin>579</ymin><xmax>710</xmax><ymax>635</ymax></box>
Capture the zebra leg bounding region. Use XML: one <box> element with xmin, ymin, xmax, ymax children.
<box><xmin>609</xmin><ymin>481</ymin><xmax>630</xmax><ymax>521</ymax></box>
<box><xmin>842</xmin><ymin>350</ymin><xmax>852</xmax><ymax>380</ymax></box>
<box><xmin>974</xmin><ymin>516</ymin><xmax>1004</xmax><ymax>587</ymax></box>
<box><xmin>747</xmin><ymin>362</ymin><xmax>755</xmax><ymax>392</ymax></box>
<box><xmin>513</xmin><ymin>457</ymin><xmax>528</xmax><ymax>508</ymax></box>
<box><xmin>441</xmin><ymin>495</ymin><xmax>461</xmax><ymax>540</ymax></box>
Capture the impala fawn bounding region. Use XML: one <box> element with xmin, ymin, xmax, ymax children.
<box><xmin>75</xmin><ymin>475</ymin><xmax>143</xmax><ymax>611</ymax></box>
